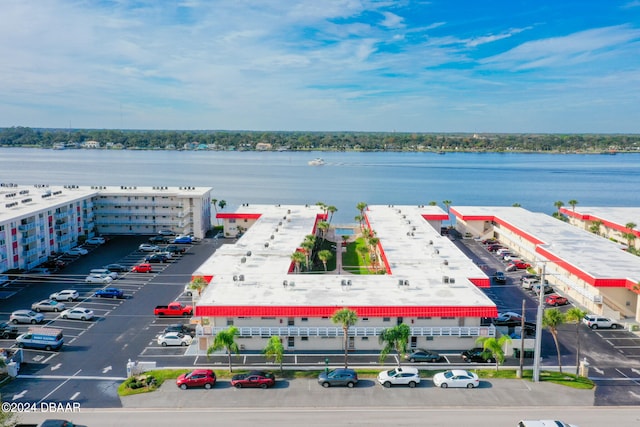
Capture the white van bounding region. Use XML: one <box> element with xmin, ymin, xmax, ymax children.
<box><xmin>518</xmin><ymin>421</ymin><xmax>578</xmax><ymax>427</ymax></box>
<box><xmin>90</xmin><ymin>268</ymin><xmax>118</xmax><ymax>280</ymax></box>
<box><xmin>521</xmin><ymin>277</ymin><xmax>540</xmax><ymax>290</ymax></box>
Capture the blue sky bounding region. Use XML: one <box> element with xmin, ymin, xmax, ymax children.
<box><xmin>1</xmin><ymin>0</ymin><xmax>639</xmax><ymax>133</ymax></box>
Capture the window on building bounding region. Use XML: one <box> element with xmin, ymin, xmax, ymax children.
<box><xmin>301</xmin><ymin>317</ymin><xmax>308</xmax><ymax>322</ymax></box>
<box><xmin>361</xmin><ymin>337</ymin><xmax>369</xmax><ymax>341</ymax></box>
<box><xmin>362</xmin><ymin>318</ymin><xmax>369</xmax><ymax>321</ymax></box>
<box><xmin>287</xmin><ymin>337</ymin><xmax>295</xmax><ymax>348</ymax></box>
<box><xmin>383</xmin><ymin>317</ymin><xmax>390</xmax><ymax>322</ymax></box>
<box><xmin>301</xmin><ymin>337</ymin><xmax>308</xmax><ymax>341</ymax></box>
<box><xmin>226</xmin><ymin>319</ymin><xmax>234</xmax><ymax>326</ymax></box>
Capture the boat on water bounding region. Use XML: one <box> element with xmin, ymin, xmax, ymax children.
<box><xmin>308</xmin><ymin>158</ymin><xmax>326</xmax><ymax>166</ymax></box>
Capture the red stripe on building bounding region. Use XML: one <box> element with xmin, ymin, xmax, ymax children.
<box><xmin>470</xmin><ymin>278</ymin><xmax>491</xmax><ymax>288</ymax></box>
<box><xmin>216</xmin><ymin>213</ymin><xmax>263</xmax><ymax>220</ymax></box>
<box><xmin>421</xmin><ymin>214</ymin><xmax>449</xmax><ymax>221</ymax></box>
<box><xmin>195</xmin><ymin>305</ymin><xmax>498</xmax><ymax>318</ymax></box>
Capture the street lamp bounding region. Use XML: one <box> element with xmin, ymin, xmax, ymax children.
<box><xmin>532</xmin><ymin>262</ymin><xmax>547</xmax><ymax>382</ymax></box>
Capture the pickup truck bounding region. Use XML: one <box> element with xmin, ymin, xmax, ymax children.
<box><xmin>0</xmin><ymin>321</ymin><xmax>19</xmax><ymax>339</ymax></box>
<box><xmin>154</xmin><ymin>302</ymin><xmax>193</xmax><ymax>317</ymax></box>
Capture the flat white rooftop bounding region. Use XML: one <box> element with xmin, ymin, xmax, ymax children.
<box><xmin>563</xmin><ymin>207</ymin><xmax>640</xmax><ymax>233</ymax></box>
<box><xmin>195</xmin><ymin>204</ymin><xmax>496</xmax><ymax>318</ymax></box>
<box><xmin>452</xmin><ymin>206</ymin><xmax>640</xmax><ymax>283</ymax></box>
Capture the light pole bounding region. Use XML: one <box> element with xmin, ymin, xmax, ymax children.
<box><xmin>532</xmin><ymin>262</ymin><xmax>546</xmax><ymax>382</ymax></box>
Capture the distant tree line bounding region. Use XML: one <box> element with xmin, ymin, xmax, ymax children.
<box><xmin>1</xmin><ymin>126</ymin><xmax>639</xmax><ymax>153</ymax></box>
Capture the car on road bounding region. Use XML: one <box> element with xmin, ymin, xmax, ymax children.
<box><xmin>65</xmin><ymin>247</ymin><xmax>88</xmax><ymax>256</ymax></box>
<box><xmin>104</xmin><ymin>263</ymin><xmax>128</xmax><ymax>272</ymax></box>
<box><xmin>138</xmin><ymin>243</ymin><xmax>160</xmax><ymax>252</ymax></box>
<box><xmin>0</xmin><ymin>321</ymin><xmax>19</xmax><ymax>338</ymax></box>
<box><xmin>404</xmin><ymin>348</ymin><xmax>444</xmax><ymax>363</ymax></box>
<box><xmin>148</xmin><ymin>235</ymin><xmax>169</xmax><ymax>244</ymax></box>
<box><xmin>231</xmin><ymin>371</ymin><xmax>276</xmax><ymax>389</ymax></box>
<box><xmin>10</xmin><ymin>309</ymin><xmax>45</xmax><ymax>324</ymax></box>
<box><xmin>318</xmin><ymin>368</ymin><xmax>358</xmax><ymax>388</ymax></box>
<box><xmin>494</xmin><ymin>271</ymin><xmax>506</xmax><ymax>284</ymax></box>
<box><xmin>61</xmin><ymin>307</ymin><xmax>94</xmax><ymax>321</ymax></box>
<box><xmin>49</xmin><ymin>289</ymin><xmax>79</xmax><ymax>302</ymax></box>
<box><xmin>176</xmin><ymin>369</ymin><xmax>216</xmax><ymax>390</ymax></box>
<box><xmin>94</xmin><ymin>288</ymin><xmax>125</xmax><ymax>299</ymax></box>
<box><xmin>85</xmin><ymin>274</ymin><xmax>113</xmax><ymax>284</ymax></box>
<box><xmin>131</xmin><ymin>263</ymin><xmax>153</xmax><ymax>273</ymax></box>
<box><xmin>582</xmin><ymin>314</ymin><xmax>619</xmax><ymax>329</ymax></box>
<box><xmin>158</xmin><ymin>229</ymin><xmax>176</xmax><ymax>236</ymax></box>
<box><xmin>461</xmin><ymin>347</ymin><xmax>495</xmax><ymax>363</ymax></box>
<box><xmin>173</xmin><ymin>235</ymin><xmax>193</xmax><ymax>244</ymax></box>
<box><xmin>31</xmin><ymin>299</ymin><xmax>66</xmax><ymax>312</ymax></box>
<box><xmin>377</xmin><ymin>367</ymin><xmax>420</xmax><ymax>388</ymax></box>
<box><xmin>432</xmin><ymin>369</ymin><xmax>479</xmax><ymax>388</ymax></box>
<box><xmin>157</xmin><ymin>332</ymin><xmax>193</xmax><ymax>346</ymax></box>
<box><xmin>85</xmin><ymin>237</ymin><xmax>106</xmax><ymax>245</ymax></box>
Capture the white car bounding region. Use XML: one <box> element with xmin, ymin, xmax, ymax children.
<box><xmin>85</xmin><ymin>237</ymin><xmax>106</xmax><ymax>245</ymax></box>
<box><xmin>582</xmin><ymin>314</ymin><xmax>618</xmax><ymax>329</ymax></box>
<box><xmin>433</xmin><ymin>369</ymin><xmax>479</xmax><ymax>388</ymax></box>
<box><xmin>139</xmin><ymin>243</ymin><xmax>160</xmax><ymax>252</ymax></box>
<box><xmin>377</xmin><ymin>367</ymin><xmax>420</xmax><ymax>388</ymax></box>
<box><xmin>85</xmin><ymin>274</ymin><xmax>113</xmax><ymax>284</ymax></box>
<box><xmin>66</xmin><ymin>247</ymin><xmax>89</xmax><ymax>256</ymax></box>
<box><xmin>157</xmin><ymin>332</ymin><xmax>193</xmax><ymax>347</ymax></box>
<box><xmin>61</xmin><ymin>307</ymin><xmax>94</xmax><ymax>321</ymax></box>
<box><xmin>50</xmin><ymin>289</ymin><xmax>80</xmax><ymax>301</ymax></box>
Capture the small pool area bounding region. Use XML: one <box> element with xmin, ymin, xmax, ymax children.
<box><xmin>334</xmin><ymin>227</ymin><xmax>356</xmax><ymax>236</ymax></box>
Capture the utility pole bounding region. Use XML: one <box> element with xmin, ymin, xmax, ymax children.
<box><xmin>533</xmin><ymin>263</ymin><xmax>546</xmax><ymax>382</ymax></box>
<box><xmin>519</xmin><ymin>299</ymin><xmax>525</xmax><ymax>377</ymax></box>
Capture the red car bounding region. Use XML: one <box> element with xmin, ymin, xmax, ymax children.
<box><xmin>230</xmin><ymin>371</ymin><xmax>275</xmax><ymax>389</ymax></box>
<box><xmin>131</xmin><ymin>263</ymin><xmax>153</xmax><ymax>273</ymax></box>
<box><xmin>176</xmin><ymin>369</ymin><xmax>216</xmax><ymax>390</ymax></box>
<box><xmin>545</xmin><ymin>294</ymin><xmax>569</xmax><ymax>306</ymax></box>
<box><xmin>510</xmin><ymin>260</ymin><xmax>531</xmax><ymax>270</ymax></box>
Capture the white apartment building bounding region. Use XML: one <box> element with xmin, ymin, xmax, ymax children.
<box><xmin>0</xmin><ymin>183</ymin><xmax>212</xmax><ymax>272</ymax></box>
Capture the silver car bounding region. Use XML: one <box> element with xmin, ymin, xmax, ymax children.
<box><xmin>31</xmin><ymin>299</ymin><xmax>66</xmax><ymax>313</ymax></box>
<box><xmin>10</xmin><ymin>310</ymin><xmax>45</xmax><ymax>324</ymax></box>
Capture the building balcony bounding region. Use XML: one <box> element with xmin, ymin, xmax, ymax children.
<box><xmin>18</xmin><ymin>222</ymin><xmax>36</xmax><ymax>232</ymax></box>
<box><xmin>22</xmin><ymin>248</ymin><xmax>38</xmax><ymax>257</ymax></box>
<box><xmin>207</xmin><ymin>325</ymin><xmax>496</xmax><ymax>338</ymax></box>
<box><xmin>21</xmin><ymin>235</ymin><xmax>38</xmax><ymax>245</ymax></box>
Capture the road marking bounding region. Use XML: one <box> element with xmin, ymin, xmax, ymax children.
<box><xmin>33</xmin><ymin>355</ymin><xmax>44</xmax><ymax>362</ymax></box>
<box><xmin>37</xmin><ymin>369</ymin><xmax>82</xmax><ymax>405</ymax></box>
<box><xmin>70</xmin><ymin>392</ymin><xmax>80</xmax><ymax>400</ymax></box>
<box><xmin>51</xmin><ymin>363</ymin><xmax>61</xmax><ymax>371</ymax></box>
<box><xmin>12</xmin><ymin>390</ymin><xmax>27</xmax><ymax>400</ymax></box>
<box><xmin>102</xmin><ymin>366</ymin><xmax>112</xmax><ymax>373</ymax></box>
<box><xmin>591</xmin><ymin>366</ymin><xmax>604</xmax><ymax>375</ymax></box>
<box><xmin>42</xmin><ymin>353</ymin><xmax>57</xmax><ymax>364</ymax></box>
<box><xmin>19</xmin><ymin>373</ymin><xmax>126</xmax><ymax>381</ymax></box>
<box><xmin>616</xmin><ymin>368</ymin><xmax>640</xmax><ymax>386</ymax></box>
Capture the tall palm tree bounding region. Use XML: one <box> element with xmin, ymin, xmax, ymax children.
<box><xmin>442</xmin><ymin>200</ymin><xmax>452</xmax><ymax>224</ymax></box>
<box><xmin>589</xmin><ymin>220</ymin><xmax>603</xmax><ymax>235</ymax></box>
<box><xmin>543</xmin><ymin>308</ymin><xmax>566</xmax><ymax>373</ymax></box>
<box><xmin>317</xmin><ymin>249</ymin><xmax>333</xmax><ymax>271</ymax></box>
<box><xmin>331</xmin><ymin>308</ymin><xmax>358</xmax><ymax>368</ymax></box>
<box><xmin>356</xmin><ymin>202</ymin><xmax>368</xmax><ymax>218</ymax></box>
<box><xmin>316</xmin><ymin>221</ymin><xmax>329</xmax><ymax>241</ymax></box>
<box><xmin>554</xmin><ymin>200</ymin><xmax>565</xmax><ymax>213</ymax></box>
<box><xmin>378</xmin><ymin>323</ymin><xmax>411</xmax><ymax>367</ymax></box>
<box><xmin>624</xmin><ymin>222</ymin><xmax>637</xmax><ymax>248</ymax></box>
<box><xmin>354</xmin><ymin>215</ymin><xmax>364</xmax><ymax>231</ymax></box>
<box><xmin>290</xmin><ymin>251</ymin><xmax>306</xmax><ymax>273</ymax></box>
<box><xmin>568</xmin><ymin>199</ymin><xmax>579</xmax><ymax>211</ymax></box>
<box><xmin>565</xmin><ymin>307</ymin><xmax>588</xmax><ymax>375</ymax></box>
<box><xmin>300</xmin><ymin>240</ymin><xmax>314</xmax><ymax>270</ymax></box>
<box><xmin>476</xmin><ymin>335</ymin><xmax>511</xmax><ymax>371</ymax></box>
<box><xmin>207</xmin><ymin>325</ymin><xmax>240</xmax><ymax>372</ymax></box>
<box><xmin>218</xmin><ymin>200</ymin><xmax>227</xmax><ymax>211</ymax></box>
<box><xmin>211</xmin><ymin>198</ymin><xmax>219</xmax><ymax>225</ymax></box>
<box><xmin>263</xmin><ymin>336</ymin><xmax>285</xmax><ymax>373</ymax></box>
<box><xmin>326</xmin><ymin>205</ymin><xmax>337</xmax><ymax>224</ymax></box>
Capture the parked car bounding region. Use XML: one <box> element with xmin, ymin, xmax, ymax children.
<box><xmin>461</xmin><ymin>347</ymin><xmax>495</xmax><ymax>363</ymax></box>
<box><xmin>138</xmin><ymin>243</ymin><xmax>160</xmax><ymax>252</ymax></box>
<box><xmin>157</xmin><ymin>332</ymin><xmax>193</xmax><ymax>346</ymax></box>
<box><xmin>487</xmin><ymin>244</ymin><xmax>504</xmax><ymax>252</ymax></box>
<box><xmin>509</xmin><ymin>260</ymin><xmax>531</xmax><ymax>270</ymax></box>
<box><xmin>31</xmin><ymin>299</ymin><xmax>66</xmax><ymax>312</ymax></box>
<box><xmin>533</xmin><ymin>283</ymin><xmax>554</xmax><ymax>295</ymax></box>
<box><xmin>544</xmin><ymin>294</ymin><xmax>569</xmax><ymax>307</ymax></box>
<box><xmin>166</xmin><ymin>244</ymin><xmax>186</xmax><ymax>254</ymax></box>
<box><xmin>145</xmin><ymin>253</ymin><xmax>169</xmax><ymax>263</ymax></box>
<box><xmin>494</xmin><ymin>271</ymin><xmax>506</xmax><ymax>284</ymax></box>
<box><xmin>163</xmin><ymin>323</ymin><xmax>197</xmax><ymax>338</ymax></box>
<box><xmin>10</xmin><ymin>309</ymin><xmax>45</xmax><ymax>324</ymax></box>
<box><xmin>61</xmin><ymin>307</ymin><xmax>94</xmax><ymax>321</ymax></box>
<box><xmin>65</xmin><ymin>247</ymin><xmax>88</xmax><ymax>256</ymax></box>
<box><xmin>517</xmin><ymin>421</ymin><xmax>579</xmax><ymax>427</ymax></box>
<box><xmin>176</xmin><ymin>369</ymin><xmax>216</xmax><ymax>389</ymax></box>
<box><xmin>104</xmin><ymin>263</ymin><xmax>128</xmax><ymax>272</ymax></box>
<box><xmin>85</xmin><ymin>237</ymin><xmax>106</xmax><ymax>245</ymax></box>
<box><xmin>231</xmin><ymin>371</ymin><xmax>276</xmax><ymax>389</ymax></box>
<box><xmin>432</xmin><ymin>369</ymin><xmax>479</xmax><ymax>388</ymax></box>
<box><xmin>0</xmin><ymin>321</ymin><xmax>20</xmax><ymax>338</ymax></box>
<box><xmin>318</xmin><ymin>368</ymin><xmax>358</xmax><ymax>388</ymax></box>
<box><xmin>90</xmin><ymin>268</ymin><xmax>118</xmax><ymax>279</ymax></box>
<box><xmin>404</xmin><ymin>348</ymin><xmax>444</xmax><ymax>363</ymax></box>
<box><xmin>521</xmin><ymin>277</ymin><xmax>540</xmax><ymax>290</ymax></box>
<box><xmin>496</xmin><ymin>248</ymin><xmax>511</xmax><ymax>256</ymax></box>
<box><xmin>148</xmin><ymin>235</ymin><xmax>168</xmax><ymax>244</ymax></box>
<box><xmin>158</xmin><ymin>229</ymin><xmax>176</xmax><ymax>236</ymax></box>
<box><xmin>50</xmin><ymin>289</ymin><xmax>79</xmax><ymax>301</ymax></box>
<box><xmin>495</xmin><ymin>312</ymin><xmax>522</xmax><ymax>323</ymax></box>
<box><xmin>583</xmin><ymin>314</ymin><xmax>619</xmax><ymax>329</ymax></box>
<box><xmin>377</xmin><ymin>367</ymin><xmax>420</xmax><ymax>388</ymax></box>
<box><xmin>85</xmin><ymin>274</ymin><xmax>113</xmax><ymax>284</ymax></box>
<box><xmin>173</xmin><ymin>235</ymin><xmax>193</xmax><ymax>244</ymax></box>
<box><xmin>94</xmin><ymin>288</ymin><xmax>125</xmax><ymax>299</ymax></box>
<box><xmin>131</xmin><ymin>263</ymin><xmax>153</xmax><ymax>273</ymax></box>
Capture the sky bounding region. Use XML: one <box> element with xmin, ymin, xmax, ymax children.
<box><xmin>1</xmin><ymin>0</ymin><xmax>640</xmax><ymax>133</ymax></box>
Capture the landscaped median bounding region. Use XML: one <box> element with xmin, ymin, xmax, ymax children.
<box><xmin>117</xmin><ymin>368</ymin><xmax>594</xmax><ymax>396</ymax></box>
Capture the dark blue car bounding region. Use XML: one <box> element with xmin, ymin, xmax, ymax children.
<box><xmin>94</xmin><ymin>288</ymin><xmax>125</xmax><ymax>299</ymax></box>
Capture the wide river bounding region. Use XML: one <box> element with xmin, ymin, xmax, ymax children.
<box><xmin>1</xmin><ymin>148</ymin><xmax>638</xmax><ymax>223</ymax></box>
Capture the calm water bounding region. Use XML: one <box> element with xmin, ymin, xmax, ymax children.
<box><xmin>1</xmin><ymin>148</ymin><xmax>638</xmax><ymax>223</ymax></box>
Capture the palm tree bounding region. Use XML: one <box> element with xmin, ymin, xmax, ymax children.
<box><xmin>624</xmin><ymin>222</ymin><xmax>637</xmax><ymax>248</ymax></box>
<box><xmin>317</xmin><ymin>249</ymin><xmax>333</xmax><ymax>271</ymax></box>
<box><xmin>211</xmin><ymin>198</ymin><xmax>219</xmax><ymax>225</ymax></box>
<box><xmin>263</xmin><ymin>336</ymin><xmax>285</xmax><ymax>373</ymax></box>
<box><xmin>300</xmin><ymin>240</ymin><xmax>314</xmax><ymax>270</ymax></box>
<box><xmin>554</xmin><ymin>200</ymin><xmax>565</xmax><ymax>213</ymax></box>
<box><xmin>316</xmin><ymin>221</ymin><xmax>329</xmax><ymax>241</ymax></box>
<box><xmin>188</xmin><ymin>276</ymin><xmax>208</xmax><ymax>296</ymax></box>
<box><xmin>218</xmin><ymin>200</ymin><xmax>227</xmax><ymax>211</ymax></box>
<box><xmin>326</xmin><ymin>205</ymin><xmax>337</xmax><ymax>224</ymax></box>
<box><xmin>565</xmin><ymin>307</ymin><xmax>587</xmax><ymax>375</ymax></box>
<box><xmin>589</xmin><ymin>220</ymin><xmax>603</xmax><ymax>235</ymax></box>
<box><xmin>356</xmin><ymin>245</ymin><xmax>368</xmax><ymax>266</ymax></box>
<box><xmin>568</xmin><ymin>199</ymin><xmax>578</xmax><ymax>211</ymax></box>
<box><xmin>378</xmin><ymin>323</ymin><xmax>411</xmax><ymax>367</ymax></box>
<box><xmin>543</xmin><ymin>308</ymin><xmax>566</xmax><ymax>373</ymax></box>
<box><xmin>356</xmin><ymin>202</ymin><xmax>367</xmax><ymax>218</ymax></box>
<box><xmin>354</xmin><ymin>215</ymin><xmax>364</xmax><ymax>231</ymax></box>
<box><xmin>442</xmin><ymin>200</ymin><xmax>452</xmax><ymax>224</ymax></box>
<box><xmin>512</xmin><ymin>203</ymin><xmax>521</xmax><ymax>207</ymax></box>
<box><xmin>290</xmin><ymin>251</ymin><xmax>306</xmax><ymax>273</ymax></box>
<box><xmin>476</xmin><ymin>335</ymin><xmax>511</xmax><ymax>371</ymax></box>
<box><xmin>428</xmin><ymin>201</ymin><xmax>437</xmax><ymax>206</ymax></box>
<box><xmin>331</xmin><ymin>308</ymin><xmax>358</xmax><ymax>368</ymax></box>
<box><xmin>207</xmin><ymin>325</ymin><xmax>240</xmax><ymax>372</ymax></box>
